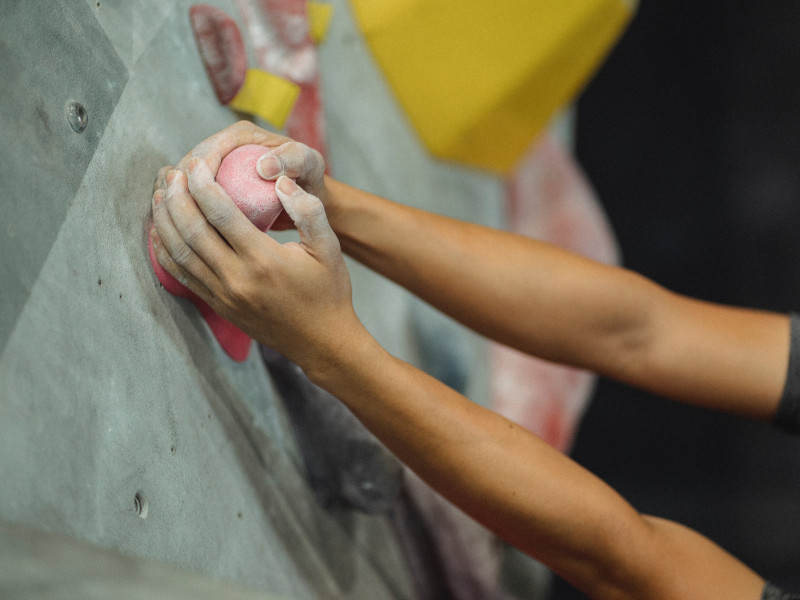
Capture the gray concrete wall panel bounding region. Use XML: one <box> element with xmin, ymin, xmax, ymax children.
<box><xmin>0</xmin><ymin>1</ymin><xmax>127</xmax><ymax>354</ymax></box>
<box><xmin>0</xmin><ymin>0</ymin><xmax>504</xmax><ymax>598</ymax></box>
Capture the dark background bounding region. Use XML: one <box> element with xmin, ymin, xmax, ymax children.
<box><xmin>555</xmin><ymin>1</ymin><xmax>800</xmax><ymax>597</ymax></box>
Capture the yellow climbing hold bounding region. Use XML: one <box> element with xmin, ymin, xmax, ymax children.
<box><xmin>308</xmin><ymin>1</ymin><xmax>334</xmax><ymax>44</ymax></box>
<box><xmin>229</xmin><ymin>68</ymin><xmax>301</xmax><ymax>130</ymax></box>
<box><xmin>350</xmin><ymin>0</ymin><xmax>636</xmax><ymax>174</ymax></box>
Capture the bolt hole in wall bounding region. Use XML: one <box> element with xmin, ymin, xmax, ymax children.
<box><xmin>134</xmin><ymin>491</ymin><xmax>148</xmax><ymax>519</ymax></box>
<box><xmin>65</xmin><ymin>100</ymin><xmax>88</xmax><ymax>134</ymax></box>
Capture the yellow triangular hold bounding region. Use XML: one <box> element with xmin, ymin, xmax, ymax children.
<box><xmin>350</xmin><ymin>0</ymin><xmax>636</xmax><ymax>174</ymax></box>
<box><xmin>228</xmin><ymin>68</ymin><xmax>301</xmax><ymax>130</ymax></box>
<box><xmin>308</xmin><ymin>1</ymin><xmax>334</xmax><ymax>44</ymax></box>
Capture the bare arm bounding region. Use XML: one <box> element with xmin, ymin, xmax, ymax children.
<box><xmin>153</xmin><ymin>123</ymin><xmax>791</xmax><ymax>421</ymax></box>
<box><xmin>320</xmin><ymin>177</ymin><xmax>790</xmax><ymax>421</ymax></box>
<box><xmin>313</xmin><ymin>328</ymin><xmax>766</xmax><ymax>600</ymax></box>
<box><xmin>149</xmin><ymin>163</ymin><xmax>766</xmax><ymax>599</ymax></box>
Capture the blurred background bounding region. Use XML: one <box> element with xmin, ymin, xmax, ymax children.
<box><xmin>556</xmin><ymin>1</ymin><xmax>800</xmax><ymax>597</ymax></box>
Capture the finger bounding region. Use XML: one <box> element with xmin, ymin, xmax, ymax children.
<box><xmin>153</xmin><ymin>165</ymin><xmax>172</xmax><ymax>194</ymax></box>
<box><xmin>163</xmin><ymin>168</ymin><xmax>241</xmax><ymax>279</ymax></box>
<box><xmin>180</xmin><ymin>120</ymin><xmax>291</xmax><ymax>175</ymax></box>
<box><xmin>186</xmin><ymin>158</ymin><xmax>272</xmax><ymax>254</ymax></box>
<box><xmin>150</xmin><ymin>226</ymin><xmax>214</xmax><ymax>300</ymax></box>
<box><xmin>152</xmin><ymin>170</ymin><xmax>220</xmax><ymax>288</ymax></box>
<box><xmin>275</xmin><ymin>176</ymin><xmax>340</xmax><ymax>258</ymax></box>
<box><xmin>256</xmin><ymin>141</ymin><xmax>325</xmax><ymax>189</ymax></box>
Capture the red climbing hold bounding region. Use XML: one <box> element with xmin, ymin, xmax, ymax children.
<box><xmin>189</xmin><ymin>4</ymin><xmax>248</xmax><ymax>105</ymax></box>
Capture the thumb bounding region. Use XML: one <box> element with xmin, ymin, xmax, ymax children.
<box><xmin>275</xmin><ymin>176</ymin><xmax>340</xmax><ymax>257</ymax></box>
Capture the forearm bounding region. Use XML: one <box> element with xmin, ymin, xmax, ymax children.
<box><xmin>307</xmin><ymin>331</ymin><xmax>765</xmax><ymax>600</ymax></box>
<box><xmin>323</xmin><ymin>177</ymin><xmax>790</xmax><ymax>420</ymax></box>
<box><xmin>324</xmin><ymin>177</ymin><xmax>647</xmax><ymax>365</ymax></box>
<box><xmin>151</xmin><ymin>127</ymin><xmax>770</xmax><ymax>600</ymax></box>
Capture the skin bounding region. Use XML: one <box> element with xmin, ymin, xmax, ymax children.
<box><xmin>150</xmin><ymin>121</ymin><xmax>788</xmax><ymax>600</ymax></box>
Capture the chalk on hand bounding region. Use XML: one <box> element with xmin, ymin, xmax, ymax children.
<box><xmin>148</xmin><ymin>143</ymin><xmax>286</xmax><ymax>362</ymax></box>
<box><xmin>216</xmin><ymin>144</ymin><xmax>284</xmax><ymax>231</ymax></box>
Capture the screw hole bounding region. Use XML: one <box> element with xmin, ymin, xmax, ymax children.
<box><xmin>66</xmin><ymin>101</ymin><xmax>88</xmax><ymax>134</ymax></box>
<box><xmin>134</xmin><ymin>491</ymin><xmax>148</xmax><ymax>519</ymax></box>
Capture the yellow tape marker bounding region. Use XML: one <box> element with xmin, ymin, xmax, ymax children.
<box><xmin>308</xmin><ymin>1</ymin><xmax>334</xmax><ymax>44</ymax></box>
<box><xmin>228</xmin><ymin>68</ymin><xmax>301</xmax><ymax>129</ymax></box>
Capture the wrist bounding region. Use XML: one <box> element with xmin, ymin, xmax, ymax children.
<box><xmin>320</xmin><ymin>175</ymin><xmax>362</xmax><ymax>239</ymax></box>
<box><xmin>301</xmin><ymin>318</ymin><xmax>386</xmax><ymax>394</ymax></box>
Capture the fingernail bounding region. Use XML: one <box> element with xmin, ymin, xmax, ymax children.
<box><xmin>276</xmin><ymin>175</ymin><xmax>296</xmax><ymax>195</ymax></box>
<box><xmin>169</xmin><ymin>171</ymin><xmax>187</xmax><ymax>191</ymax></box>
<box><xmin>152</xmin><ymin>189</ymin><xmax>164</xmax><ymax>206</ymax></box>
<box><xmin>257</xmin><ymin>154</ymin><xmax>281</xmax><ymax>180</ymax></box>
<box><xmin>150</xmin><ymin>227</ymin><xmax>161</xmax><ymax>246</ymax></box>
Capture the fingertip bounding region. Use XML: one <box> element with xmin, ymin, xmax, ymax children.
<box><xmin>187</xmin><ymin>157</ymin><xmax>202</xmax><ymax>173</ymax></box>
<box><xmin>257</xmin><ymin>153</ymin><xmax>282</xmax><ymax>180</ymax></box>
<box><xmin>152</xmin><ymin>189</ymin><xmax>165</xmax><ymax>208</ymax></box>
<box><xmin>275</xmin><ymin>175</ymin><xmax>298</xmax><ymax>196</ymax></box>
<box><xmin>186</xmin><ymin>158</ymin><xmax>215</xmax><ymax>193</ymax></box>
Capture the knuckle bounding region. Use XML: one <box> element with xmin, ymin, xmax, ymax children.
<box><xmin>153</xmin><ymin>166</ymin><xmax>171</xmax><ymax>192</ymax></box>
<box><xmin>220</xmin><ymin>273</ymin><xmax>246</xmax><ymax>304</ymax></box>
<box><xmin>204</xmin><ymin>201</ymin><xmax>236</xmax><ymax>227</ymax></box>
<box><xmin>232</xmin><ymin>119</ymin><xmax>254</xmax><ymax>132</ymax></box>
<box><xmin>278</xmin><ymin>142</ymin><xmax>305</xmax><ymax>172</ymax></box>
<box><xmin>296</xmin><ymin>193</ymin><xmax>325</xmax><ymax>218</ymax></box>
<box><xmin>182</xmin><ymin>219</ymin><xmax>208</xmax><ymax>248</ymax></box>
<box><xmin>304</xmin><ymin>147</ymin><xmax>325</xmax><ymax>179</ymax></box>
<box><xmin>171</xmin><ymin>242</ymin><xmax>194</xmax><ymax>266</ymax></box>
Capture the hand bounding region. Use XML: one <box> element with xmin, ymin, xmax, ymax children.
<box><xmin>150</xmin><ymin>158</ymin><xmax>365</xmax><ymax>374</ymax></box>
<box><xmin>153</xmin><ymin>120</ymin><xmax>327</xmax><ymax>230</ymax></box>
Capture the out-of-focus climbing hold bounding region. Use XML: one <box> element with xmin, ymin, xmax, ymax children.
<box><xmin>307</xmin><ymin>1</ymin><xmax>334</xmax><ymax>44</ymax></box>
<box><xmin>189</xmin><ymin>4</ymin><xmax>248</xmax><ymax>104</ymax></box>
<box><xmin>233</xmin><ymin>0</ymin><xmax>328</xmax><ymax>156</ymax></box>
<box><xmin>148</xmin><ymin>144</ymin><xmax>287</xmax><ymax>361</ymax></box>
<box><xmin>491</xmin><ymin>134</ymin><xmax>620</xmax><ymax>452</ymax></box>
<box><xmin>216</xmin><ymin>144</ymin><xmax>284</xmax><ymax>231</ymax></box>
<box><xmin>189</xmin><ymin>4</ymin><xmax>300</xmax><ymax>128</ymax></box>
<box><xmin>350</xmin><ymin>0</ymin><xmax>637</xmax><ymax>174</ymax></box>
<box><xmin>228</xmin><ymin>69</ymin><xmax>300</xmax><ymax>129</ymax></box>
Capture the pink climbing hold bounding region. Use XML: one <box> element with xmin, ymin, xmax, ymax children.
<box><xmin>189</xmin><ymin>4</ymin><xmax>248</xmax><ymax>105</ymax></box>
<box><xmin>216</xmin><ymin>144</ymin><xmax>284</xmax><ymax>231</ymax></box>
<box><xmin>149</xmin><ymin>144</ymin><xmax>284</xmax><ymax>362</ymax></box>
<box><xmin>148</xmin><ymin>240</ymin><xmax>253</xmax><ymax>362</ymax></box>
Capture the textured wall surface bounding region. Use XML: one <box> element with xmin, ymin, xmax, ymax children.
<box><xmin>0</xmin><ymin>0</ymin><xmax>502</xmax><ymax>597</ymax></box>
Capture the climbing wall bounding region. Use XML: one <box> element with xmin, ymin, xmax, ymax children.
<box><xmin>0</xmin><ymin>0</ymin><xmax>505</xmax><ymax>597</ymax></box>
